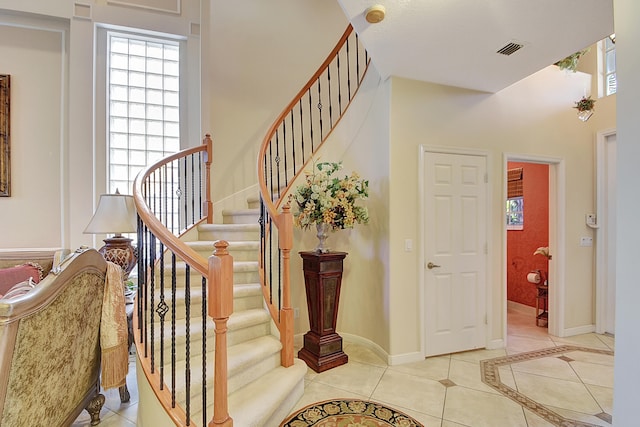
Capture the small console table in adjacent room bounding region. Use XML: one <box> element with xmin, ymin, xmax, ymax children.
<box><xmin>298</xmin><ymin>251</ymin><xmax>349</xmax><ymax>372</ymax></box>
<box><xmin>535</xmin><ymin>283</ymin><xmax>548</xmax><ymax>327</ymax></box>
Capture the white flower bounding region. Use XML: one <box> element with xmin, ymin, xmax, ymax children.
<box><xmin>292</xmin><ymin>160</ymin><xmax>369</xmax><ymax>230</ymax></box>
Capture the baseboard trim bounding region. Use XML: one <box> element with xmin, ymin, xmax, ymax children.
<box><xmin>507</xmin><ymin>300</ymin><xmax>536</xmax><ymax>316</ymax></box>
<box><xmin>561</xmin><ymin>324</ymin><xmax>596</xmax><ymax>337</ymax></box>
<box><xmin>339</xmin><ymin>332</ymin><xmax>393</xmax><ymax>365</ymax></box>
<box><xmin>487</xmin><ymin>338</ymin><xmax>504</xmax><ymax>350</ymax></box>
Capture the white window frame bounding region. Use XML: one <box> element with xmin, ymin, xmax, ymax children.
<box><xmin>506</xmin><ymin>196</ymin><xmax>524</xmax><ymax>230</ymax></box>
<box><xmin>598</xmin><ymin>35</ymin><xmax>617</xmax><ymax>98</ymax></box>
<box><xmin>106</xmin><ymin>31</ymin><xmax>183</xmax><ymax>196</ymax></box>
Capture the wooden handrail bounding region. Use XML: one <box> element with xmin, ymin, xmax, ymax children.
<box><xmin>133</xmin><ymin>135</ymin><xmax>213</xmax><ymax>277</ymax></box>
<box><xmin>256</xmin><ymin>24</ymin><xmax>370</xmax><ymax>369</ymax></box>
<box><xmin>133</xmin><ymin>134</ymin><xmax>223</xmax><ymax>426</ymax></box>
<box><xmin>258</xmin><ymin>25</ymin><xmax>361</xmax><ymax>217</ymax></box>
<box><xmin>208</xmin><ymin>241</ymin><xmax>234</xmax><ymax>427</ymax></box>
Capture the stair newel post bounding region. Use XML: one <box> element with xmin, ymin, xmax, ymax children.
<box><xmin>204</xmin><ymin>133</ymin><xmax>214</xmax><ymax>224</ymax></box>
<box><xmin>278</xmin><ymin>203</ymin><xmax>294</xmax><ymax>368</ymax></box>
<box><xmin>208</xmin><ymin>240</ymin><xmax>233</xmax><ymax>427</ymax></box>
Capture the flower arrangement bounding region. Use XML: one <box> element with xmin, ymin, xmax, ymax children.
<box><xmin>574</xmin><ymin>96</ymin><xmax>596</xmax><ymax>112</ymax></box>
<box><xmin>292</xmin><ymin>161</ymin><xmax>369</xmax><ymax>230</ymax></box>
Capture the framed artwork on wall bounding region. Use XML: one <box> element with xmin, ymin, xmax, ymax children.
<box><xmin>0</xmin><ymin>74</ymin><xmax>8</xmax><ymax>197</ymax></box>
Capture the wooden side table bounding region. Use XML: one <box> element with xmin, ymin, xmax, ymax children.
<box><xmin>118</xmin><ymin>302</ymin><xmax>134</xmax><ymax>403</ymax></box>
<box><xmin>535</xmin><ymin>284</ymin><xmax>548</xmax><ymax>327</ymax></box>
<box><xmin>298</xmin><ymin>251</ymin><xmax>349</xmax><ymax>372</ymax></box>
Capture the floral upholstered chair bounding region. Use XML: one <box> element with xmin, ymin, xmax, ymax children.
<box><xmin>0</xmin><ymin>248</ymin><xmax>111</xmax><ymax>426</ymax></box>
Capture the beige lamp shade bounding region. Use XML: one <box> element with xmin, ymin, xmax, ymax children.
<box><xmin>84</xmin><ymin>193</ymin><xmax>137</xmax><ymax>235</ymax></box>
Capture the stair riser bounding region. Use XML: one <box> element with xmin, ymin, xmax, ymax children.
<box><xmin>150</xmin><ymin>321</ymin><xmax>271</xmax><ymax>363</ymax></box>
<box><xmin>152</xmin><ymin>294</ymin><xmax>264</xmax><ymax>321</ymax></box>
<box><xmin>223</xmin><ymin>214</ymin><xmax>260</xmax><ymax>225</ymax></box>
<box><xmin>189</xmin><ymin>248</ymin><xmax>259</xmax><ymax>262</ymax></box>
<box><xmin>174</xmin><ymin>352</ymin><xmax>281</xmax><ymax>415</ymax></box>
<box><xmin>154</xmin><ymin>269</ymin><xmax>259</xmax><ymax>286</ymax></box>
<box><xmin>198</xmin><ymin>229</ymin><xmax>260</xmax><ymax>241</ymax></box>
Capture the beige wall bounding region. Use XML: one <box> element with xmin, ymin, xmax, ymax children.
<box><xmin>0</xmin><ymin>18</ymin><xmax>67</xmax><ymax>249</ymax></box>
<box><xmin>386</xmin><ymin>64</ymin><xmax>616</xmax><ymax>357</ymax></box>
<box><xmin>287</xmin><ymin>64</ymin><xmax>392</xmax><ymax>352</ymax></box>
<box><xmin>204</xmin><ymin>0</ymin><xmax>350</xmax><ymax>205</ymax></box>
<box><xmin>0</xmin><ymin>1</ymin><xmax>201</xmax><ymax>251</ymax></box>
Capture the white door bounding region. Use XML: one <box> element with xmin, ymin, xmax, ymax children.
<box><xmin>423</xmin><ymin>151</ymin><xmax>487</xmax><ymax>357</ymax></box>
<box><xmin>604</xmin><ymin>134</ymin><xmax>617</xmax><ymax>334</ymax></box>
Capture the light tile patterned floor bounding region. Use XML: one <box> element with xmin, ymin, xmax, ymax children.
<box><xmin>75</xmin><ymin>309</ymin><xmax>614</xmax><ymax>426</ymax></box>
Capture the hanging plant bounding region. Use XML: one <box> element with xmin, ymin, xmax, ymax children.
<box><xmin>555</xmin><ymin>48</ymin><xmax>590</xmax><ymax>72</ymax></box>
<box><xmin>574</xmin><ymin>96</ymin><xmax>596</xmax><ymax>112</ymax></box>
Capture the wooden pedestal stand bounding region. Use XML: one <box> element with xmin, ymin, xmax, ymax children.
<box><xmin>298</xmin><ymin>251</ymin><xmax>348</xmax><ymax>372</ymax></box>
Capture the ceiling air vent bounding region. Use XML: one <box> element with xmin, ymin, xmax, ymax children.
<box><xmin>496</xmin><ymin>42</ymin><xmax>524</xmax><ymax>56</ymax></box>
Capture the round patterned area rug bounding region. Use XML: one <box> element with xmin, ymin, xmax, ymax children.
<box><xmin>280</xmin><ymin>399</ymin><xmax>424</xmax><ymax>427</ymax></box>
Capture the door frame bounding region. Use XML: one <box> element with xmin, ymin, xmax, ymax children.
<box><xmin>503</xmin><ymin>153</ymin><xmax>565</xmax><ymax>338</ymax></box>
<box><xmin>418</xmin><ymin>145</ymin><xmax>492</xmax><ymax>357</ymax></box>
<box><xmin>595</xmin><ymin>128</ymin><xmax>617</xmax><ymax>334</ymax></box>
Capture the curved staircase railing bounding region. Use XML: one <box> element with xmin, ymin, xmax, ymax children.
<box><xmin>257</xmin><ymin>24</ymin><xmax>370</xmax><ymax>366</ymax></box>
<box><xmin>131</xmin><ymin>23</ymin><xmax>370</xmax><ymax>427</ymax></box>
<box><xmin>133</xmin><ymin>134</ymin><xmax>232</xmax><ymax>426</ymax></box>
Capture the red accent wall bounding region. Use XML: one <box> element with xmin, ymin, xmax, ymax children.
<box><xmin>507</xmin><ymin>162</ymin><xmax>549</xmax><ymax>307</ymax></box>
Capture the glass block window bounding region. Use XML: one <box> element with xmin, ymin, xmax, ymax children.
<box><xmin>604</xmin><ymin>35</ymin><xmax>617</xmax><ymax>96</ymax></box>
<box><xmin>107</xmin><ymin>33</ymin><xmax>180</xmax><ymax>195</ymax></box>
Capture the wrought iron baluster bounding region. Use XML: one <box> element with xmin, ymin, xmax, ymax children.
<box><xmin>184</xmin><ymin>264</ymin><xmax>191</xmax><ymax>424</ymax></box>
<box><xmin>201</xmin><ymin>275</ymin><xmax>207</xmax><ymax>427</ymax></box>
<box><xmin>275</xmin><ymin>127</ymin><xmax>281</xmax><ymax>199</ymax></box>
<box><xmin>347</xmin><ymin>37</ymin><xmax>352</xmax><ymax>101</ymax></box>
<box><xmin>337</xmin><ymin>51</ymin><xmax>342</xmax><ymax>114</ymax></box>
<box><xmin>308</xmin><ymin>88</ymin><xmax>314</xmax><ymax>152</ymax></box>
<box><xmin>157</xmin><ymin>242</ymin><xmax>168</xmax><ymax>388</ymax></box>
<box><xmin>190</xmin><ymin>154</ymin><xmax>195</xmax><ymax>226</ymax></box>
<box><xmin>171</xmin><ymin>252</ymin><xmax>177</xmax><ymax>407</ymax></box>
<box><xmin>317</xmin><ymin>76</ymin><xmax>323</xmax><ymax>141</ymax></box>
<box><xmin>328</xmin><ymin>61</ymin><xmax>333</xmax><ymax>128</ymax></box>
<box><xmin>298</xmin><ymin>99</ymin><xmax>304</xmax><ymax>169</ymax></box>
<box><xmin>149</xmin><ymin>233</ymin><xmax>156</xmax><ymax>371</ymax></box>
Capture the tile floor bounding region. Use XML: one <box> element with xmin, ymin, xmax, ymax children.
<box><xmin>73</xmin><ymin>309</ymin><xmax>614</xmax><ymax>426</ymax></box>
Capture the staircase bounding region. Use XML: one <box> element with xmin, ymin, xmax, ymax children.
<box><xmin>133</xmin><ymin>24</ymin><xmax>369</xmax><ymax>426</ymax></box>
<box><xmin>154</xmin><ymin>195</ymin><xmax>307</xmax><ymax>426</ymax></box>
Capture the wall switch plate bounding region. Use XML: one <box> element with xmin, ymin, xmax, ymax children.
<box><xmin>580</xmin><ymin>236</ymin><xmax>593</xmax><ymax>247</ymax></box>
<box><xmin>294</xmin><ymin>308</ymin><xmax>299</xmax><ymax>319</ymax></box>
<box><xmin>586</xmin><ymin>214</ymin><xmax>597</xmax><ymax>226</ymax></box>
<box><xmin>404</xmin><ymin>239</ymin><xmax>413</xmax><ymax>252</ymax></box>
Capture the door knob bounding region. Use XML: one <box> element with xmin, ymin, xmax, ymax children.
<box><xmin>427</xmin><ymin>262</ymin><xmax>441</xmax><ymax>270</ymax></box>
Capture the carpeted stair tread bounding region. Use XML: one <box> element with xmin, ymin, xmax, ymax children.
<box><xmin>169</xmin><ymin>335</ymin><xmax>283</xmax><ymax>412</ymax></box>
<box><xmin>149</xmin><ymin>308</ymin><xmax>272</xmax><ymax>360</ymax></box>
<box><xmin>192</xmin><ymin>359</ymin><xmax>307</xmax><ymax>427</ymax></box>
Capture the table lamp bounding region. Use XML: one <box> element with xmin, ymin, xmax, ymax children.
<box><xmin>84</xmin><ymin>190</ymin><xmax>138</xmax><ymax>277</ymax></box>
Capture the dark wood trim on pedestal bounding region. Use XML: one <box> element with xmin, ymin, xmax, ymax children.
<box><xmin>298</xmin><ymin>251</ymin><xmax>348</xmax><ymax>372</ymax></box>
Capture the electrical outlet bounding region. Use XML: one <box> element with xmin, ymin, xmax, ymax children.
<box><xmin>580</xmin><ymin>237</ymin><xmax>593</xmax><ymax>247</ymax></box>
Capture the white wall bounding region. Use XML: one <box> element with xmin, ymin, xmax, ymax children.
<box><xmin>0</xmin><ymin>15</ymin><xmax>67</xmax><ymax>249</ymax></box>
<box><xmin>612</xmin><ymin>0</ymin><xmax>640</xmax><ymax>424</ymax></box>
<box><xmin>386</xmin><ymin>65</ymin><xmax>615</xmax><ymax>357</ymax></box>
<box><xmin>203</xmin><ymin>0</ymin><xmax>350</xmax><ymax>205</ymax></box>
<box><xmin>0</xmin><ymin>1</ymin><xmax>201</xmax><ymax>251</ymax></box>
<box><xmin>286</xmin><ymin>64</ymin><xmax>392</xmax><ymax>352</ymax></box>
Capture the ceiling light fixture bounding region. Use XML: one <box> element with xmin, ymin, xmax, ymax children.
<box><xmin>365</xmin><ymin>5</ymin><xmax>386</xmax><ymax>24</ymax></box>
